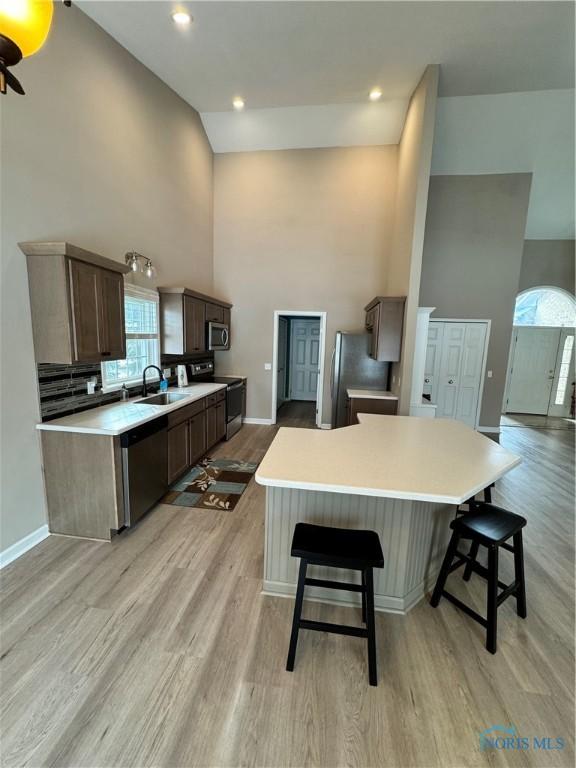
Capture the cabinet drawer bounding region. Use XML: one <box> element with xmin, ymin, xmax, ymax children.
<box><xmin>167</xmin><ymin>398</ymin><xmax>205</xmax><ymax>428</ymax></box>
<box><xmin>206</xmin><ymin>389</ymin><xmax>226</xmax><ymax>407</ymax></box>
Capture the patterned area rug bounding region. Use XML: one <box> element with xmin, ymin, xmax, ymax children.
<box><xmin>162</xmin><ymin>457</ymin><xmax>259</xmax><ymax>511</ymax></box>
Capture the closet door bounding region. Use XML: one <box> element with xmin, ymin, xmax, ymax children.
<box><xmin>431</xmin><ymin>321</ymin><xmax>488</xmax><ymax>428</ymax></box>
<box><xmin>424</xmin><ymin>322</ymin><xmax>444</xmax><ymax>402</ymax></box>
<box><xmin>435</xmin><ymin>324</ymin><xmax>467</xmax><ymax>420</ymax></box>
<box><xmin>455</xmin><ymin>323</ymin><xmax>488</xmax><ymax>427</ymax></box>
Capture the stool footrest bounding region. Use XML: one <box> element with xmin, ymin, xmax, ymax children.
<box><xmin>441</xmin><ymin>591</ymin><xmax>488</xmax><ymax>628</ymax></box>
<box><xmin>304</xmin><ymin>577</ymin><xmax>364</xmax><ymax>593</ymax></box>
<box><xmin>299</xmin><ymin>619</ymin><xmax>368</xmax><ymax>638</ymax></box>
<box><xmin>497</xmin><ymin>581</ymin><xmax>519</xmax><ymax>606</ymax></box>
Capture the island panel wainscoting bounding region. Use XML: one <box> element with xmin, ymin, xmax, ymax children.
<box><xmin>256</xmin><ymin>415</ymin><xmax>521</xmax><ymax>614</ymax></box>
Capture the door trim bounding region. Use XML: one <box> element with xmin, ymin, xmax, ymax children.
<box><xmin>429</xmin><ymin>318</ymin><xmax>491</xmax><ymax>430</ymax></box>
<box><xmin>271</xmin><ymin>310</ymin><xmax>327</xmax><ymax>428</ymax></box>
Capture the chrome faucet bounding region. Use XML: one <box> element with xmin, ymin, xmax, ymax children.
<box><xmin>141</xmin><ymin>365</ymin><xmax>164</xmax><ymax>397</ymax></box>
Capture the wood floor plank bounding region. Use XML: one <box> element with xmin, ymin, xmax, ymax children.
<box><xmin>0</xmin><ymin>420</ymin><xmax>573</xmax><ymax>767</ymax></box>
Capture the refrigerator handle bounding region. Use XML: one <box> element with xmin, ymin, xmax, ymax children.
<box><xmin>330</xmin><ymin>347</ymin><xmax>336</xmax><ymax>399</ymax></box>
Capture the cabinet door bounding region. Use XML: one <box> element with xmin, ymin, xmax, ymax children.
<box><xmin>205</xmin><ymin>405</ymin><xmax>217</xmax><ymax>449</ymax></box>
<box><xmin>205</xmin><ymin>303</ymin><xmax>224</xmax><ymax>323</ymax></box>
<box><xmin>68</xmin><ymin>259</ymin><xmax>102</xmax><ymax>361</ymax></box>
<box><xmin>99</xmin><ymin>269</ymin><xmax>126</xmax><ymax>360</ymax></box>
<box><xmin>189</xmin><ymin>410</ymin><xmax>207</xmax><ymax>465</ymax></box>
<box><xmin>184</xmin><ymin>296</ymin><xmax>206</xmax><ymax>353</ymax></box>
<box><xmin>215</xmin><ymin>402</ymin><xmax>226</xmax><ymax>441</ymax></box>
<box><xmin>167</xmin><ymin>421</ymin><xmax>189</xmax><ymax>484</ymax></box>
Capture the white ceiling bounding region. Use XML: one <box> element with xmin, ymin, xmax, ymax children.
<box><xmin>80</xmin><ymin>1</ymin><xmax>574</xmax><ymax>111</ymax></box>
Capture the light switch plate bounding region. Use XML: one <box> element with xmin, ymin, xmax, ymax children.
<box><xmin>487</xmin><ymin>370</ymin><xmax>493</xmax><ymax>378</ymax></box>
<box><xmin>264</xmin><ymin>363</ymin><xmax>272</xmax><ymax>370</ymax></box>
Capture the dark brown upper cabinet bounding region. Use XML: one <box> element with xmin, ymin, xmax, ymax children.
<box><xmin>364</xmin><ymin>297</ymin><xmax>406</xmax><ymax>362</ymax></box>
<box><xmin>159</xmin><ymin>287</ymin><xmax>232</xmax><ymax>356</ymax></box>
<box><xmin>20</xmin><ymin>241</ymin><xmax>130</xmax><ymax>364</ymax></box>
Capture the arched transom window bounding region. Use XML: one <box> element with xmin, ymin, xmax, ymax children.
<box><xmin>514</xmin><ymin>288</ymin><xmax>576</xmax><ymax>328</ymax></box>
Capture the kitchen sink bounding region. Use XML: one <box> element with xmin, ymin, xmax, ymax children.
<box><xmin>139</xmin><ymin>392</ymin><xmax>190</xmax><ymax>406</ymax></box>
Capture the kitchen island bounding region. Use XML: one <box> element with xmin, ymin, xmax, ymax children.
<box><xmin>256</xmin><ymin>415</ymin><xmax>521</xmax><ymax>613</ymax></box>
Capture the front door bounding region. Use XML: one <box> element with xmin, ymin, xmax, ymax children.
<box><xmin>506</xmin><ymin>327</ymin><xmax>561</xmax><ymax>414</ymax></box>
<box><xmin>289</xmin><ymin>319</ymin><xmax>320</xmax><ymax>401</ymax></box>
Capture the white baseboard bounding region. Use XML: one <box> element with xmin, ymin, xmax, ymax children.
<box><xmin>478</xmin><ymin>425</ymin><xmax>501</xmax><ymax>434</ymax></box>
<box><xmin>0</xmin><ymin>525</ymin><xmax>49</xmax><ymax>569</ymax></box>
<box><xmin>319</xmin><ymin>423</ymin><xmax>332</xmax><ymax>430</ymax></box>
<box><xmin>243</xmin><ymin>417</ymin><xmax>274</xmax><ymax>426</ymax></box>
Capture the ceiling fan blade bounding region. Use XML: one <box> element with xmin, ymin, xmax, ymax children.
<box><xmin>0</xmin><ymin>62</ymin><xmax>25</xmax><ymax>95</ymax></box>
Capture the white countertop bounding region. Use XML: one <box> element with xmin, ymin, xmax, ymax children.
<box><xmin>36</xmin><ymin>383</ymin><xmax>227</xmax><ymax>436</ymax></box>
<box><xmin>256</xmin><ymin>414</ymin><xmax>521</xmax><ymax>504</ymax></box>
<box><xmin>347</xmin><ymin>388</ymin><xmax>398</xmax><ymax>400</ymax></box>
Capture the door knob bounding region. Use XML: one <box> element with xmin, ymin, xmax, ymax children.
<box><xmin>424</xmin><ymin>378</ymin><xmax>430</xmax><ymax>383</ymax></box>
<box><xmin>448</xmin><ymin>379</ymin><xmax>454</xmax><ymax>384</ymax></box>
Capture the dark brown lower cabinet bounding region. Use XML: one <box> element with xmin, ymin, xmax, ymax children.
<box><xmin>206</xmin><ymin>402</ymin><xmax>226</xmax><ymax>450</ymax></box>
<box><xmin>189</xmin><ymin>410</ymin><xmax>206</xmax><ymax>465</ymax></box>
<box><xmin>347</xmin><ymin>397</ymin><xmax>398</xmax><ymax>425</ymax></box>
<box><xmin>167</xmin><ymin>421</ymin><xmax>189</xmax><ymax>484</ymax></box>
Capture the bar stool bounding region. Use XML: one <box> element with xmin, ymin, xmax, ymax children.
<box><xmin>286</xmin><ymin>522</ymin><xmax>385</xmax><ymax>686</ymax></box>
<box><xmin>430</xmin><ymin>503</ymin><xmax>527</xmax><ymax>653</ymax></box>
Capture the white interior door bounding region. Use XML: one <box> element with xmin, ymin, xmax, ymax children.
<box><xmin>426</xmin><ymin>321</ymin><xmax>488</xmax><ymax>427</ymax></box>
<box><xmin>436</xmin><ymin>323</ymin><xmax>467</xmax><ymax>421</ymax></box>
<box><xmin>456</xmin><ymin>323</ymin><xmax>488</xmax><ymax>426</ymax></box>
<box><xmin>276</xmin><ymin>317</ymin><xmax>288</xmax><ymax>409</ymax></box>
<box><xmin>424</xmin><ymin>322</ymin><xmax>443</xmax><ymax>402</ymax></box>
<box><xmin>289</xmin><ymin>319</ymin><xmax>320</xmax><ymax>401</ymax></box>
<box><xmin>506</xmin><ymin>327</ymin><xmax>562</xmax><ymax>415</ymax></box>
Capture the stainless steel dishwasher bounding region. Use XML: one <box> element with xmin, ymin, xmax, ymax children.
<box><xmin>120</xmin><ymin>416</ymin><xmax>168</xmax><ymax>527</ymax></box>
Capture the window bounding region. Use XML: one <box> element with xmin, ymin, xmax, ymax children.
<box><xmin>101</xmin><ymin>285</ymin><xmax>160</xmax><ymax>391</ymax></box>
<box><xmin>513</xmin><ymin>288</ymin><xmax>576</xmax><ymax>327</ymax></box>
<box><xmin>555</xmin><ymin>334</ymin><xmax>574</xmax><ymax>406</ymax></box>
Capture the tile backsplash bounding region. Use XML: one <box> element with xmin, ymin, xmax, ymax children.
<box><xmin>37</xmin><ymin>353</ymin><xmax>214</xmax><ymax>421</ymax></box>
<box><xmin>37</xmin><ymin>363</ymin><xmax>123</xmax><ymax>421</ymax></box>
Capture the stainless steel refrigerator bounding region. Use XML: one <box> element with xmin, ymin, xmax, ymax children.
<box><xmin>330</xmin><ymin>332</ymin><xmax>390</xmax><ymax>428</ymax></box>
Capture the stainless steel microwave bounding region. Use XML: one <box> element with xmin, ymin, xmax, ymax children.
<box><xmin>208</xmin><ymin>321</ymin><xmax>230</xmax><ymax>351</ymax></box>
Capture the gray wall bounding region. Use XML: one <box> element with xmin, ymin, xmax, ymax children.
<box><xmin>519</xmin><ymin>239</ymin><xmax>575</xmax><ymax>294</ymax></box>
<box><xmin>0</xmin><ymin>5</ymin><xmax>213</xmax><ymax>551</ymax></box>
<box><xmin>419</xmin><ymin>174</ymin><xmax>532</xmax><ymax>428</ymax></box>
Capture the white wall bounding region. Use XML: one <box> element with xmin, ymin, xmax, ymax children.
<box><xmin>0</xmin><ymin>5</ymin><xmax>213</xmax><ymax>552</ymax></box>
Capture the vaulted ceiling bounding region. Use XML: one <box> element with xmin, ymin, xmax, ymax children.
<box><xmin>79</xmin><ymin>1</ymin><xmax>575</xmax><ymax>238</ymax></box>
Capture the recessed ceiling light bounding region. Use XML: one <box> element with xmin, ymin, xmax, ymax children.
<box><xmin>232</xmin><ymin>97</ymin><xmax>245</xmax><ymax>111</ymax></box>
<box><xmin>171</xmin><ymin>11</ymin><xmax>192</xmax><ymax>26</ymax></box>
<box><xmin>369</xmin><ymin>88</ymin><xmax>382</xmax><ymax>102</ymax></box>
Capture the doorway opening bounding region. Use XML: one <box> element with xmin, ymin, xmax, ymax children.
<box><xmin>503</xmin><ymin>287</ymin><xmax>576</xmax><ymax>422</ymax></box>
<box><xmin>271</xmin><ymin>311</ymin><xmax>327</xmax><ymax>429</ymax></box>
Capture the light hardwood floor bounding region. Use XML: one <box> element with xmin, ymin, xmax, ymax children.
<box><xmin>0</xmin><ymin>421</ymin><xmax>574</xmax><ymax>768</ymax></box>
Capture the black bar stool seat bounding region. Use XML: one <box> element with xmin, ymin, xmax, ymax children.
<box><xmin>431</xmin><ymin>503</ymin><xmax>527</xmax><ymax>654</ymax></box>
<box><xmin>291</xmin><ymin>522</ymin><xmax>385</xmax><ymax>569</ymax></box>
<box><xmin>286</xmin><ymin>522</ymin><xmax>384</xmax><ymax>686</ymax></box>
<box><xmin>453</xmin><ymin>505</ymin><xmax>525</xmax><ymax>544</ymax></box>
